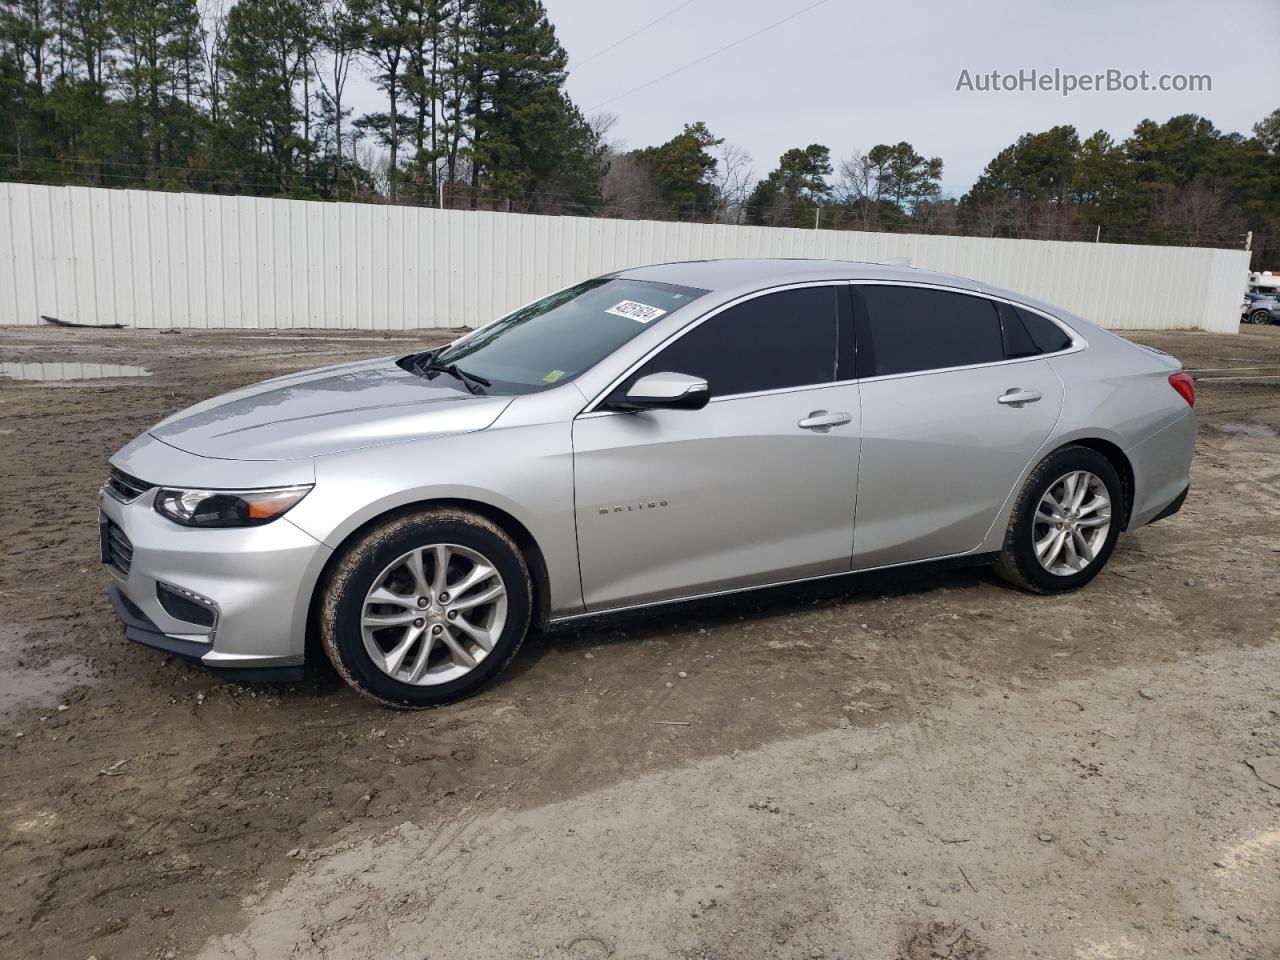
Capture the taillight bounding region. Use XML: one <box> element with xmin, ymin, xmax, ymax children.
<box><xmin>1168</xmin><ymin>372</ymin><xmax>1195</xmax><ymax>407</ymax></box>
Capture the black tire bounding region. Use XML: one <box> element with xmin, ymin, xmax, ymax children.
<box><xmin>994</xmin><ymin>445</ymin><xmax>1124</xmax><ymax>594</ymax></box>
<box><xmin>319</xmin><ymin>508</ymin><xmax>532</xmax><ymax>709</ymax></box>
<box><xmin>1249</xmin><ymin>310</ymin><xmax>1274</xmax><ymax>326</ymax></box>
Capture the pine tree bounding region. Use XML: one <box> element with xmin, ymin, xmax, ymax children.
<box><xmin>107</xmin><ymin>0</ymin><xmax>205</xmax><ymax>174</ymax></box>
<box><xmin>219</xmin><ymin>0</ymin><xmax>316</xmax><ymax>194</ymax></box>
<box><xmin>631</xmin><ymin>121</ymin><xmax>721</xmax><ymax>219</ymax></box>
<box><xmin>463</xmin><ymin>0</ymin><xmax>570</xmax><ymax>205</ymax></box>
<box><xmin>745</xmin><ymin>144</ymin><xmax>831</xmax><ymax>227</ymax></box>
<box><xmin>353</xmin><ymin>0</ymin><xmax>412</xmax><ymax>200</ymax></box>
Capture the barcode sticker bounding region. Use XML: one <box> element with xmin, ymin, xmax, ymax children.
<box><xmin>605</xmin><ymin>300</ymin><xmax>668</xmax><ymax>324</ymax></box>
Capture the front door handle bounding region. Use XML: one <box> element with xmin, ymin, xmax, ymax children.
<box><xmin>997</xmin><ymin>388</ymin><xmax>1042</xmax><ymax>405</ymax></box>
<box><xmin>798</xmin><ymin>410</ymin><xmax>852</xmax><ymax>431</ymax></box>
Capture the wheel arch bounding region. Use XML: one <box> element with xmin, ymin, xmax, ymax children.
<box><xmin>303</xmin><ymin>497</ymin><xmax>554</xmax><ymax>666</ymax></box>
<box><xmin>1064</xmin><ymin>437</ymin><xmax>1135</xmax><ymax>529</ymax></box>
<box><xmin>981</xmin><ymin>431</ymin><xmax>1138</xmax><ymax>555</ymax></box>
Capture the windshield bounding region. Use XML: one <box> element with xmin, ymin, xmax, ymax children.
<box><xmin>428</xmin><ymin>277</ymin><xmax>707</xmax><ymax>394</ymax></box>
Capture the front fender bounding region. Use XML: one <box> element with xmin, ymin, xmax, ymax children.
<box><xmin>284</xmin><ymin>422</ymin><xmax>583</xmax><ymax>617</ymax></box>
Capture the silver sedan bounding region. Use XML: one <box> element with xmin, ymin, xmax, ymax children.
<box><xmin>100</xmin><ymin>259</ymin><xmax>1197</xmax><ymax>707</ymax></box>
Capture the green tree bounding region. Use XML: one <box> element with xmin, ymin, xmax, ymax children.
<box><xmin>398</xmin><ymin>0</ymin><xmax>450</xmax><ymax>202</ymax></box>
<box><xmin>108</xmin><ymin>0</ymin><xmax>205</xmax><ymax>172</ymax></box>
<box><xmin>1123</xmin><ymin>114</ymin><xmax>1223</xmax><ymax>186</ymax></box>
<box><xmin>867</xmin><ymin>142</ymin><xmax>941</xmax><ymax>211</ymax></box>
<box><xmin>0</xmin><ymin>0</ymin><xmax>55</xmax><ymax>173</ymax></box>
<box><xmin>219</xmin><ymin>0</ymin><xmax>316</xmax><ymax>194</ymax></box>
<box><xmin>960</xmin><ymin>125</ymin><xmax>1082</xmax><ymax>238</ymax></box>
<box><xmin>966</xmin><ymin>125</ymin><xmax>1080</xmax><ymax>206</ymax></box>
<box><xmin>463</xmin><ymin>0</ymin><xmax>584</xmax><ymax>206</ymax></box>
<box><xmin>1254</xmin><ymin>108</ymin><xmax>1280</xmax><ymax>154</ymax></box>
<box><xmin>745</xmin><ymin>143</ymin><xmax>831</xmax><ymax>227</ymax></box>
<box><xmin>631</xmin><ymin>121</ymin><xmax>721</xmax><ymax>218</ymax></box>
<box><xmin>1071</xmin><ymin>130</ymin><xmax>1141</xmax><ymax>229</ymax></box>
<box><xmin>1119</xmin><ymin>114</ymin><xmax>1257</xmax><ymax>246</ymax></box>
<box><xmin>1245</xmin><ymin>108</ymin><xmax>1280</xmax><ymax>265</ymax></box>
<box><xmin>837</xmin><ymin>142</ymin><xmax>942</xmax><ymax>231</ymax></box>
<box><xmin>311</xmin><ymin>0</ymin><xmax>362</xmax><ymax>192</ymax></box>
<box><xmin>354</xmin><ymin>0</ymin><xmax>411</xmax><ymax>199</ymax></box>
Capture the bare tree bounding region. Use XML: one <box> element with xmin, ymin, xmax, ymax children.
<box><xmin>588</xmin><ymin>110</ymin><xmax>618</xmax><ymax>145</ymax></box>
<box><xmin>712</xmin><ymin>142</ymin><xmax>753</xmax><ymax>224</ymax></box>
<box><xmin>359</xmin><ymin>0</ymin><xmax>412</xmax><ymax>202</ymax></box>
<box><xmin>312</xmin><ymin>0</ymin><xmax>360</xmax><ymax>190</ymax></box>
<box><xmin>837</xmin><ymin>149</ymin><xmax>882</xmax><ymax>231</ymax></box>
<box><xmin>199</xmin><ymin>0</ymin><xmax>229</xmax><ymax>124</ymax></box>
<box><xmin>1153</xmin><ymin>183</ymin><xmax>1235</xmax><ymax>245</ymax></box>
<box><xmin>602</xmin><ymin>148</ymin><xmax>661</xmax><ymax>219</ymax></box>
<box><xmin>356</xmin><ymin>141</ymin><xmax>390</xmax><ymax>198</ymax></box>
<box><xmin>910</xmin><ymin>196</ymin><xmax>958</xmax><ymax>235</ymax></box>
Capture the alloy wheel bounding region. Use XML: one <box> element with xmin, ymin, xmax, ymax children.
<box><xmin>1032</xmin><ymin>470</ymin><xmax>1112</xmax><ymax>576</ymax></box>
<box><xmin>361</xmin><ymin>543</ymin><xmax>507</xmax><ymax>685</ymax></box>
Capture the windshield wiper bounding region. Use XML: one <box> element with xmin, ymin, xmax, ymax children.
<box><xmin>408</xmin><ymin>350</ymin><xmax>491</xmax><ymax>395</ymax></box>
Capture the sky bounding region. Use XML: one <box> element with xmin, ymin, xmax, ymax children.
<box><xmin>547</xmin><ymin>0</ymin><xmax>1279</xmax><ymax>196</ymax></box>
<box><xmin>345</xmin><ymin>0</ymin><xmax>1280</xmax><ymax>197</ymax></box>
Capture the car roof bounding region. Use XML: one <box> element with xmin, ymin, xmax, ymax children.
<box><xmin>612</xmin><ymin>257</ymin><xmax>1099</xmax><ymax>333</ymax></box>
<box><xmin>614</xmin><ymin>258</ymin><xmax>981</xmax><ymax>293</ymax></box>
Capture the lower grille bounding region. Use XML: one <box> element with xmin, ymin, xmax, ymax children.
<box><xmin>103</xmin><ymin>518</ymin><xmax>134</xmax><ymax>574</ymax></box>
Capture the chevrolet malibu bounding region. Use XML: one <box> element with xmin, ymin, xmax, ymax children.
<box><xmin>100</xmin><ymin>259</ymin><xmax>1196</xmax><ymax>708</ymax></box>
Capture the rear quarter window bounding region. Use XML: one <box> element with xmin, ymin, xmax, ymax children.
<box><xmin>1014</xmin><ymin>306</ymin><xmax>1074</xmax><ymax>354</ymax></box>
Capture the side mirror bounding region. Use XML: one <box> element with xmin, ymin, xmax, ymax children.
<box><xmin>615</xmin><ymin>372</ymin><xmax>710</xmax><ymax>411</ymax></box>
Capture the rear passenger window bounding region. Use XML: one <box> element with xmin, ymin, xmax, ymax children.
<box><xmin>1015</xmin><ymin>306</ymin><xmax>1073</xmax><ymax>353</ymax></box>
<box><xmin>856</xmin><ymin>286</ymin><xmax>1004</xmax><ymax>377</ymax></box>
<box><xmin>637</xmin><ymin>286</ymin><xmax>838</xmax><ymax>397</ymax></box>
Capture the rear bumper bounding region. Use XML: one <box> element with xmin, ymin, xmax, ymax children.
<box><xmin>1146</xmin><ymin>483</ymin><xmax>1189</xmax><ymax>525</ymax></box>
<box><xmin>1127</xmin><ymin>410</ymin><xmax>1196</xmax><ymax>529</ymax></box>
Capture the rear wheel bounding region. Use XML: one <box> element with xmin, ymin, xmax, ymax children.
<box><xmin>319</xmin><ymin>508</ymin><xmax>532</xmax><ymax>708</ymax></box>
<box><xmin>994</xmin><ymin>446</ymin><xmax>1123</xmax><ymax>593</ymax></box>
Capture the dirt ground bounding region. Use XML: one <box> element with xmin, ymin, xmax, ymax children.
<box><xmin>0</xmin><ymin>322</ymin><xmax>1278</xmax><ymax>960</ymax></box>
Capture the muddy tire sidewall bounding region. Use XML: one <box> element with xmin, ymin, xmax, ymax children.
<box><xmin>998</xmin><ymin>446</ymin><xmax>1124</xmax><ymax>593</ymax></box>
<box><xmin>319</xmin><ymin>509</ymin><xmax>531</xmax><ymax>709</ymax></box>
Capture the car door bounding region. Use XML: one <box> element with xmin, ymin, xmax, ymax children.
<box><xmin>850</xmin><ymin>284</ymin><xmax>1065</xmax><ymax>570</ymax></box>
<box><xmin>572</xmin><ymin>284</ymin><xmax>861</xmax><ymax>612</ymax></box>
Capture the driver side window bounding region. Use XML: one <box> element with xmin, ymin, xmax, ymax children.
<box><xmin>634</xmin><ymin>286</ymin><xmax>839</xmax><ymax>397</ymax></box>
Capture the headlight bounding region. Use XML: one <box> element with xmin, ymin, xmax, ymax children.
<box><xmin>153</xmin><ymin>486</ymin><xmax>312</xmax><ymax>527</ymax></box>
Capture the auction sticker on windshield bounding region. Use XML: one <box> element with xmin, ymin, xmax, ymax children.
<box><xmin>605</xmin><ymin>300</ymin><xmax>668</xmax><ymax>324</ymax></box>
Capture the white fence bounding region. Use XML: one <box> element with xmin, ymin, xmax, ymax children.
<box><xmin>0</xmin><ymin>182</ymin><xmax>1250</xmax><ymax>333</ymax></box>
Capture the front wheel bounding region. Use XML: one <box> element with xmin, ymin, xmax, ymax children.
<box><xmin>994</xmin><ymin>446</ymin><xmax>1123</xmax><ymax>593</ymax></box>
<box><xmin>1249</xmin><ymin>309</ymin><xmax>1274</xmax><ymax>326</ymax></box>
<box><xmin>319</xmin><ymin>508</ymin><xmax>532</xmax><ymax>709</ymax></box>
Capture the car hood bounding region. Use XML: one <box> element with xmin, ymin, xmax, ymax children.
<box><xmin>149</xmin><ymin>356</ymin><xmax>513</xmax><ymax>460</ymax></box>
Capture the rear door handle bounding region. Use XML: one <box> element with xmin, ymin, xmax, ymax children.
<box><xmin>798</xmin><ymin>411</ymin><xmax>852</xmax><ymax>430</ymax></box>
<box><xmin>997</xmin><ymin>389</ymin><xmax>1042</xmax><ymax>405</ymax></box>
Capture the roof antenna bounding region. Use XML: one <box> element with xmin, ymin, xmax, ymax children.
<box><xmin>879</xmin><ymin>257</ymin><xmax>912</xmax><ymax>268</ymax></box>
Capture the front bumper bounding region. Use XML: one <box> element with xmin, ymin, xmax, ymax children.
<box><xmin>100</xmin><ymin>484</ymin><xmax>332</xmax><ymax>673</ymax></box>
<box><xmin>107</xmin><ymin>586</ymin><xmax>304</xmax><ymax>681</ymax></box>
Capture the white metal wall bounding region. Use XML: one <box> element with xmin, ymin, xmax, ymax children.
<box><xmin>0</xmin><ymin>182</ymin><xmax>1250</xmax><ymax>332</ymax></box>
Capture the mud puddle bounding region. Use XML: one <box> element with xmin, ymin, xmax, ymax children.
<box><xmin>0</xmin><ymin>626</ymin><xmax>96</xmax><ymax>719</ymax></box>
<box><xmin>1216</xmin><ymin>421</ymin><xmax>1279</xmax><ymax>438</ymax></box>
